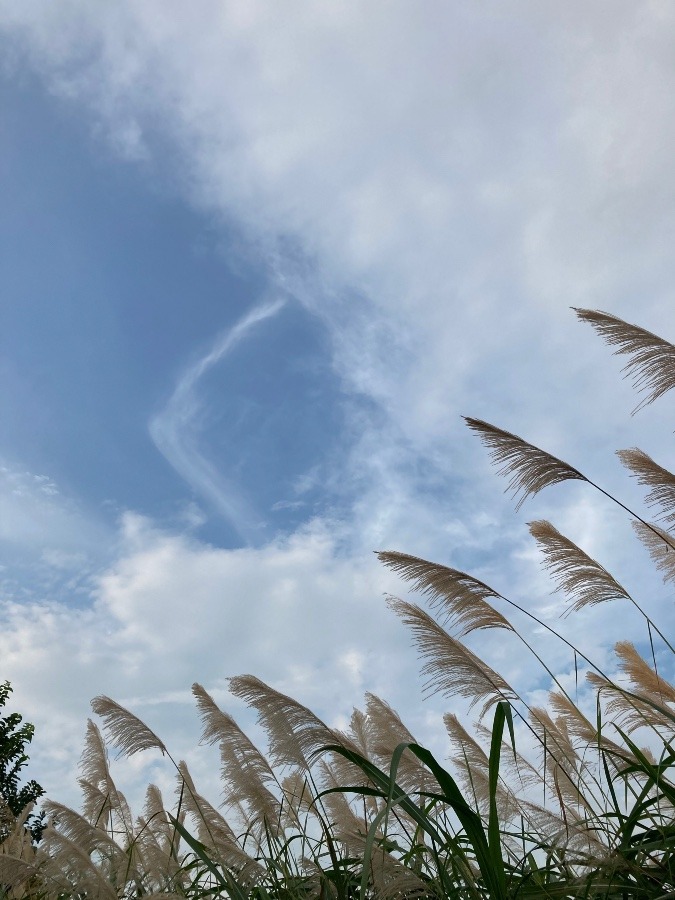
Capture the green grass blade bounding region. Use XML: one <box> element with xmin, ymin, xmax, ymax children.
<box><xmin>168</xmin><ymin>813</ymin><xmax>249</xmax><ymax>900</ymax></box>
<box><xmin>487</xmin><ymin>702</ymin><xmax>512</xmax><ymax>898</ymax></box>
<box><xmin>320</xmin><ymin>741</ymin><xmax>509</xmax><ymax>899</ymax></box>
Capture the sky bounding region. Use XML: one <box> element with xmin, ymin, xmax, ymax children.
<box><xmin>2</xmin><ymin>1</ymin><xmax>675</xmax><ymax>813</ymax></box>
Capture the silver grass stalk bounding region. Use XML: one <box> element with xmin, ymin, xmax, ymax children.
<box><xmin>529</xmin><ymin>518</ymin><xmax>675</xmax><ymax>655</ymax></box>
<box><xmin>444</xmin><ymin>714</ymin><xmax>500</xmax><ymax>813</ymax></box>
<box><xmin>228</xmin><ymin>675</ymin><xmax>318</xmax><ymax>771</ymax></box>
<box><xmin>78</xmin><ymin>725</ymin><xmax>135</xmax><ymax>840</ymax></box>
<box><xmin>575</xmin><ymin>308</ymin><xmax>675</xmax><ymax>412</ymax></box>
<box><xmin>528</xmin><ymin>707</ymin><xmax>577</xmax><ymax>769</ymax></box>
<box><xmin>387</xmin><ymin>597</ymin><xmax>516</xmax><ymax>717</ymax></box>
<box><xmin>192</xmin><ymin>683</ymin><xmax>277</xmax><ymax>785</ymax></box>
<box><xmin>463</xmin><ymin>417</ymin><xmax>586</xmax><ymax>510</ymax></box>
<box><xmin>380</xmin><ymin>549</ymin><xmax>583</xmax><ymax>709</ymax></box>
<box><xmin>91</xmin><ymin>695</ymin><xmax>167</xmax><ymax>757</ymax></box>
<box><xmin>139</xmin><ymin>784</ymin><xmax>173</xmax><ymax>855</ymax></box>
<box><xmin>41</xmin><ymin>799</ymin><xmax>127</xmax><ymax>865</ymax></box>
<box><xmin>316</xmin><ymin>786</ymin><xmax>373</xmax><ymax>855</ymax></box>
<box><xmin>364</xmin><ymin>692</ymin><xmax>436</xmax><ymax>794</ymax></box>
<box><xmin>586</xmin><ymin>672</ymin><xmax>673</xmax><ymax>733</ymax></box>
<box><xmin>519</xmin><ymin>799</ymin><xmax>608</xmax><ymax>860</ymax></box>
<box><xmin>378</xmin><ymin>550</ymin><xmax>513</xmax><ymax>634</ymax></box>
<box><xmin>175</xmin><ymin>761</ymin><xmax>265</xmax><ymax>885</ymax></box>
<box><xmin>0</xmin><ymin>856</ymin><xmax>39</xmax><ymax>895</ymax></box>
<box><xmin>280</xmin><ymin>771</ymin><xmax>315</xmax><ymax>826</ymax></box>
<box><xmin>317</xmin><ymin>759</ymin><xmax>373</xmax><ymax>830</ymax></box>
<box><xmin>280</xmin><ymin>770</ymin><xmax>311</xmax><ymax>812</ymax></box>
<box><xmin>44</xmin><ymin>798</ymin><xmax>157</xmax><ymax>894</ymax></box>
<box><xmin>135</xmin><ymin>894</ymin><xmax>185</xmax><ymax>900</ymax></box>
<box><xmin>346</xmin><ymin>707</ymin><xmax>371</xmax><ymax>756</ymax></box>
<box><xmin>219</xmin><ymin>744</ymin><xmax>282</xmax><ymax>835</ymax></box>
<box><xmin>142</xmin><ymin>783</ymin><xmax>169</xmax><ymax>832</ymax></box>
<box><xmin>78</xmin><ymin>777</ymin><xmax>113</xmax><ymax>830</ymax></box>
<box><xmin>0</xmin><ymin>802</ymin><xmax>36</xmax><ymax>865</ymax></box>
<box><xmin>229</xmin><ymin>674</ymin><xmax>357</xmax><ymax>770</ymax></box>
<box><xmin>529</xmin><ymin>519</ymin><xmax>632</xmax><ymax>613</ymax></box>
<box><xmin>445</xmin><ymin>713</ymin><xmax>489</xmax><ymax>776</ymax></box>
<box><xmin>294</xmin><ymin>863</ymin><xmax>324</xmax><ymax>899</ymax></box>
<box><xmin>547</xmin><ymin>691</ymin><xmax>626</xmax><ymax>760</ymax></box>
<box><xmin>177</xmin><ymin>760</ymin><xmax>238</xmax><ymax>848</ymax></box>
<box><xmin>615</xmin><ymin>641</ymin><xmax>675</xmax><ymax>705</ymax></box>
<box><xmin>135</xmin><ymin>782</ymin><xmax>186</xmax><ymax>892</ymax></box>
<box><xmin>192</xmin><ymin>682</ymin><xmax>283</xmax><ymax>830</ymax></box>
<box><xmin>617</xmin><ymin>447</ymin><xmax>675</xmax><ymax>526</ymax></box>
<box><xmin>367</xmin><ymin>861</ymin><xmax>430</xmax><ymax>900</ymax></box>
<box><xmin>365</xmin><ymin>691</ymin><xmax>418</xmax><ymax>752</ymax></box>
<box><xmin>528</xmin><ymin>708</ymin><xmax>593</xmax><ymax>813</ymax></box>
<box><xmin>86</xmin><ymin>700</ymin><xmax>164</xmax><ymax>848</ymax></box>
<box><xmin>330</xmin><ymin>711</ymin><xmax>381</xmax><ymax>806</ymax></box>
<box><xmin>78</xmin><ymin>720</ymin><xmax>119</xmax><ymax>832</ymax></box>
<box><xmin>133</xmin><ymin>823</ymin><xmax>183</xmax><ymax>891</ymax></box>
<box><xmin>109</xmin><ymin>786</ymin><xmax>135</xmax><ymax>847</ymax></box>
<box><xmin>317</xmin><ymin>780</ymin><xmax>427</xmax><ymax>900</ymax></box>
<box><xmin>633</xmin><ymin>519</ymin><xmax>675</xmax><ymax>583</ymax></box>
<box><xmin>79</xmin><ymin>719</ymin><xmax>111</xmax><ymax>788</ymax></box>
<box><xmin>467</xmin><ymin>414</ymin><xmax>675</xmax><ymax>573</ymax></box>
<box><xmin>40</xmin><ymin>828</ymin><xmax>120</xmax><ymax>899</ymax></box>
<box><xmin>447</xmin><ymin>758</ymin><xmax>520</xmax><ymax>825</ymax></box>
<box><xmin>133</xmin><ymin>816</ymin><xmax>169</xmax><ymax>879</ymax></box>
<box><xmin>473</xmin><ymin>721</ymin><xmax>543</xmax><ymax>796</ymax></box>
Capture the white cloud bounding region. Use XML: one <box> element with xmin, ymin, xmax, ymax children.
<box><xmin>0</xmin><ymin>464</ymin><xmax>99</xmax><ymax>551</ymax></box>
<box><xmin>0</xmin><ymin>512</ymin><xmax>411</xmax><ymax>809</ymax></box>
<box><xmin>0</xmin><ymin>462</ymin><xmax>112</xmax><ymax>606</ymax></box>
<box><xmin>4</xmin><ymin>3</ymin><xmax>675</xmax><ymax>447</ymax></box>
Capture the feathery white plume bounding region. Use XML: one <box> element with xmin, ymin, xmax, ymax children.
<box><xmin>464</xmin><ymin>418</ymin><xmax>586</xmax><ymax>510</ymax></box>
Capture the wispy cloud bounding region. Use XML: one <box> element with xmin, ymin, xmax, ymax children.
<box><xmin>149</xmin><ymin>297</ymin><xmax>286</xmax><ymax>543</ymax></box>
<box><xmin>0</xmin><ymin>461</ymin><xmax>111</xmax><ymax>604</ymax></box>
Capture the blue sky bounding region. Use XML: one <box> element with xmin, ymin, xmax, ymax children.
<box><xmin>1</xmin><ymin>72</ymin><xmax>347</xmax><ymax>545</ymax></box>
<box><xmin>2</xmin><ymin>2</ymin><xmax>675</xmax><ymax>813</ymax></box>
<box><xmin>1</xmin><ymin>68</ymin><xmax>369</xmax><ymax>572</ymax></box>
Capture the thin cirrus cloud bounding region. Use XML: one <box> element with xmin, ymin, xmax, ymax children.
<box><xmin>149</xmin><ymin>296</ymin><xmax>287</xmax><ymax>544</ymax></box>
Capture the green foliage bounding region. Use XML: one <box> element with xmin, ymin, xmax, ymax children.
<box><xmin>0</xmin><ymin>681</ymin><xmax>45</xmax><ymax>844</ymax></box>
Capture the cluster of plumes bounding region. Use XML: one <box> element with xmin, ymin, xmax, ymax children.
<box><xmin>574</xmin><ymin>308</ymin><xmax>675</xmax><ymax>412</ymax></box>
<box><xmin>2</xmin><ymin>308</ymin><xmax>675</xmax><ymax>897</ymax></box>
<box><xmin>0</xmin><ymin>673</ymin><xmax>458</xmax><ymax>899</ymax></box>
<box><xmin>2</xmin><ymin>626</ymin><xmax>674</xmax><ymax>899</ymax></box>
<box><xmin>2</xmin><ymin>598</ymin><xmax>673</xmax><ymax>898</ymax></box>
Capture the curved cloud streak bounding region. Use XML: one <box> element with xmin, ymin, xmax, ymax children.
<box><xmin>149</xmin><ymin>297</ymin><xmax>286</xmax><ymax>543</ymax></box>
